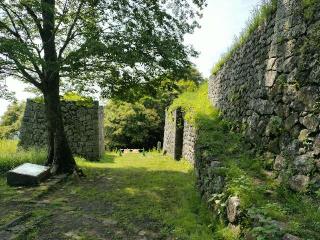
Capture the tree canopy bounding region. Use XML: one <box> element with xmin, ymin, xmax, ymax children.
<box><xmin>0</xmin><ymin>0</ymin><xmax>206</xmax><ymax>98</ymax></box>
<box><xmin>0</xmin><ymin>101</ymin><xmax>25</xmax><ymax>139</ymax></box>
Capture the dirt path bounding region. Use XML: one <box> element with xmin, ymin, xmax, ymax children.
<box><xmin>0</xmin><ymin>153</ymin><xmax>213</xmax><ymax>240</ymax></box>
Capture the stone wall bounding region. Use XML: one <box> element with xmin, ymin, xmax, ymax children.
<box><xmin>182</xmin><ymin>121</ymin><xmax>197</xmax><ymax>163</ymax></box>
<box><xmin>163</xmin><ymin>109</ymin><xmax>197</xmax><ymax>162</ymax></box>
<box><xmin>20</xmin><ymin>99</ymin><xmax>104</xmax><ymax>160</ymax></box>
<box><xmin>208</xmin><ymin>0</ymin><xmax>320</xmax><ymax>190</ymax></box>
<box><xmin>163</xmin><ymin>108</ymin><xmax>185</xmax><ymax>160</ymax></box>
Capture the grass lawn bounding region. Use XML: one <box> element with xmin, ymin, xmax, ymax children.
<box><xmin>0</xmin><ymin>145</ymin><xmax>214</xmax><ymax>240</ymax></box>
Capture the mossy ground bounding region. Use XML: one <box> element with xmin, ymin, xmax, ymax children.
<box><xmin>0</xmin><ymin>148</ymin><xmax>213</xmax><ymax>240</ymax></box>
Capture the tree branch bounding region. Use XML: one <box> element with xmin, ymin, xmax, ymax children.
<box><xmin>58</xmin><ymin>1</ymin><xmax>84</xmax><ymax>60</ymax></box>
<box><xmin>0</xmin><ymin>20</ymin><xmax>22</xmax><ymax>40</ymax></box>
<box><xmin>5</xmin><ymin>4</ymin><xmax>43</xmax><ymax>59</ymax></box>
<box><xmin>8</xmin><ymin>56</ymin><xmax>42</xmax><ymax>89</ymax></box>
<box><xmin>0</xmin><ymin>5</ymin><xmax>44</xmax><ymax>79</ymax></box>
<box><xmin>21</xmin><ymin>3</ymin><xmax>44</xmax><ymax>39</ymax></box>
<box><xmin>54</xmin><ymin>0</ymin><xmax>69</xmax><ymax>35</ymax></box>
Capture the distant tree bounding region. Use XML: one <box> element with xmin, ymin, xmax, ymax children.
<box><xmin>0</xmin><ymin>0</ymin><xmax>206</xmax><ymax>173</ymax></box>
<box><xmin>178</xmin><ymin>65</ymin><xmax>204</xmax><ymax>85</ymax></box>
<box><xmin>0</xmin><ymin>81</ymin><xmax>16</xmax><ymax>101</ymax></box>
<box><xmin>0</xmin><ymin>101</ymin><xmax>25</xmax><ymax>139</ymax></box>
<box><xmin>106</xmin><ymin>74</ymin><xmax>200</xmax><ymax>148</ymax></box>
<box><xmin>104</xmin><ymin>101</ymin><xmax>161</xmax><ymax>150</ymax></box>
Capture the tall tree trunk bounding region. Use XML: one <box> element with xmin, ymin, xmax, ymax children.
<box><xmin>43</xmin><ymin>78</ymin><xmax>76</xmax><ymax>174</ymax></box>
<box><xmin>40</xmin><ymin>0</ymin><xmax>76</xmax><ymax>174</ymax></box>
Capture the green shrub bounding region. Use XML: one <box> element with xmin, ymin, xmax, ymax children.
<box><xmin>0</xmin><ymin>101</ymin><xmax>25</xmax><ymax>139</ymax></box>
<box><xmin>169</xmin><ymin>82</ymin><xmax>218</xmax><ymax>126</ymax></box>
<box><xmin>33</xmin><ymin>91</ymin><xmax>94</xmax><ymax>107</ymax></box>
<box><xmin>302</xmin><ymin>0</ymin><xmax>320</xmax><ymax>20</ymax></box>
<box><xmin>104</xmin><ymin>101</ymin><xmax>161</xmax><ymax>150</ymax></box>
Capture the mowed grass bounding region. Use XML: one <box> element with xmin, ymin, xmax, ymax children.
<box><xmin>74</xmin><ymin>152</ymin><xmax>214</xmax><ymax>239</ymax></box>
<box><xmin>0</xmin><ymin>141</ymin><xmax>214</xmax><ymax>239</ymax></box>
<box><xmin>0</xmin><ymin>139</ymin><xmax>46</xmax><ymax>174</ymax></box>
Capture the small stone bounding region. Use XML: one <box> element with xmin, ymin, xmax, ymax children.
<box><xmin>289</xmin><ymin>175</ymin><xmax>309</xmax><ymax>192</ymax></box>
<box><xmin>266</xmin><ymin>58</ymin><xmax>276</xmax><ymax>71</ymax></box>
<box><xmin>265</xmin><ymin>71</ymin><xmax>277</xmax><ymax>87</ymax></box>
<box><xmin>284</xmin><ymin>113</ymin><xmax>298</xmax><ymax>130</ymax></box>
<box><xmin>138</xmin><ymin>230</ymin><xmax>147</xmax><ymax>236</ymax></box>
<box><xmin>282</xmin><ymin>233</ymin><xmax>301</xmax><ymax>240</ymax></box>
<box><xmin>274</xmin><ymin>155</ymin><xmax>286</xmax><ymax>171</ymax></box>
<box><xmin>293</xmin><ymin>154</ymin><xmax>314</xmax><ymax>174</ymax></box>
<box><xmin>298</xmin><ymin>87</ymin><xmax>318</xmax><ymax>111</ymax></box>
<box><xmin>255</xmin><ymin>99</ymin><xmax>274</xmax><ymax>115</ymax></box>
<box><xmin>298</xmin><ymin>129</ymin><xmax>310</xmax><ymax>142</ymax></box>
<box><xmin>281</xmin><ymin>57</ymin><xmax>295</xmax><ymax>73</ymax></box>
<box><xmin>64</xmin><ymin>231</ymin><xmax>82</xmax><ymax>240</ymax></box>
<box><xmin>298</xmin><ymin>148</ymin><xmax>306</xmax><ymax>155</ymax></box>
<box><xmin>315</xmin><ymin>160</ymin><xmax>320</xmax><ymax>171</ymax></box>
<box><xmin>264</xmin><ymin>189</ymin><xmax>276</xmax><ymax>197</ymax></box>
<box><xmin>266</xmin><ymin>116</ymin><xmax>283</xmax><ymax>136</ymax></box>
<box><xmin>313</xmin><ymin>135</ymin><xmax>320</xmax><ymax>155</ymax></box>
<box><xmin>210</xmin><ymin>161</ymin><xmax>222</xmax><ymax>168</ymax></box>
<box><xmin>301</xmin><ymin>114</ymin><xmax>319</xmax><ymax>132</ymax></box>
<box><xmin>290</xmin><ymin>101</ymin><xmax>305</xmax><ymax>112</ymax></box>
<box><xmin>268</xmin><ymin>138</ymin><xmax>280</xmax><ymax>154</ymax></box>
<box><xmin>227</xmin><ymin>196</ymin><xmax>240</xmax><ymax>223</ymax></box>
<box><xmin>102</xmin><ymin>218</ymin><xmax>118</xmax><ymax>226</ymax></box>
<box><xmin>310</xmin><ymin>175</ymin><xmax>320</xmax><ymax>190</ymax></box>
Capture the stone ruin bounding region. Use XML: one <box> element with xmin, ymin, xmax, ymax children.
<box><xmin>20</xmin><ymin>99</ymin><xmax>105</xmax><ymax>160</ymax></box>
<box><xmin>164</xmin><ymin>0</ymin><xmax>320</xmax><ymax>193</ymax></box>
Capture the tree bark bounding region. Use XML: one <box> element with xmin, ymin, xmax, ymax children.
<box><xmin>39</xmin><ymin>0</ymin><xmax>77</xmax><ymax>174</ymax></box>
<box><xmin>43</xmin><ymin>79</ymin><xmax>76</xmax><ymax>174</ymax></box>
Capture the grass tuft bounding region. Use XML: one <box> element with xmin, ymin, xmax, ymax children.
<box><xmin>169</xmin><ymin>82</ymin><xmax>218</xmax><ymax>126</ymax></box>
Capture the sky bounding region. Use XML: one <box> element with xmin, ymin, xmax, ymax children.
<box><xmin>0</xmin><ymin>0</ymin><xmax>261</xmax><ymax>117</ymax></box>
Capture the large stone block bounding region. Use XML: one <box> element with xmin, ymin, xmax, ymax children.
<box><xmin>227</xmin><ymin>196</ymin><xmax>241</xmax><ymax>223</ymax></box>
<box><xmin>7</xmin><ymin>163</ymin><xmax>50</xmax><ymax>186</ymax></box>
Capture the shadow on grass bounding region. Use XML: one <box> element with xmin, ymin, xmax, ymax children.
<box><xmin>100</xmin><ymin>152</ymin><xmax>117</xmax><ymax>163</ymax></box>
<box><xmin>53</xmin><ymin>162</ymin><xmax>214</xmax><ymax>240</ymax></box>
